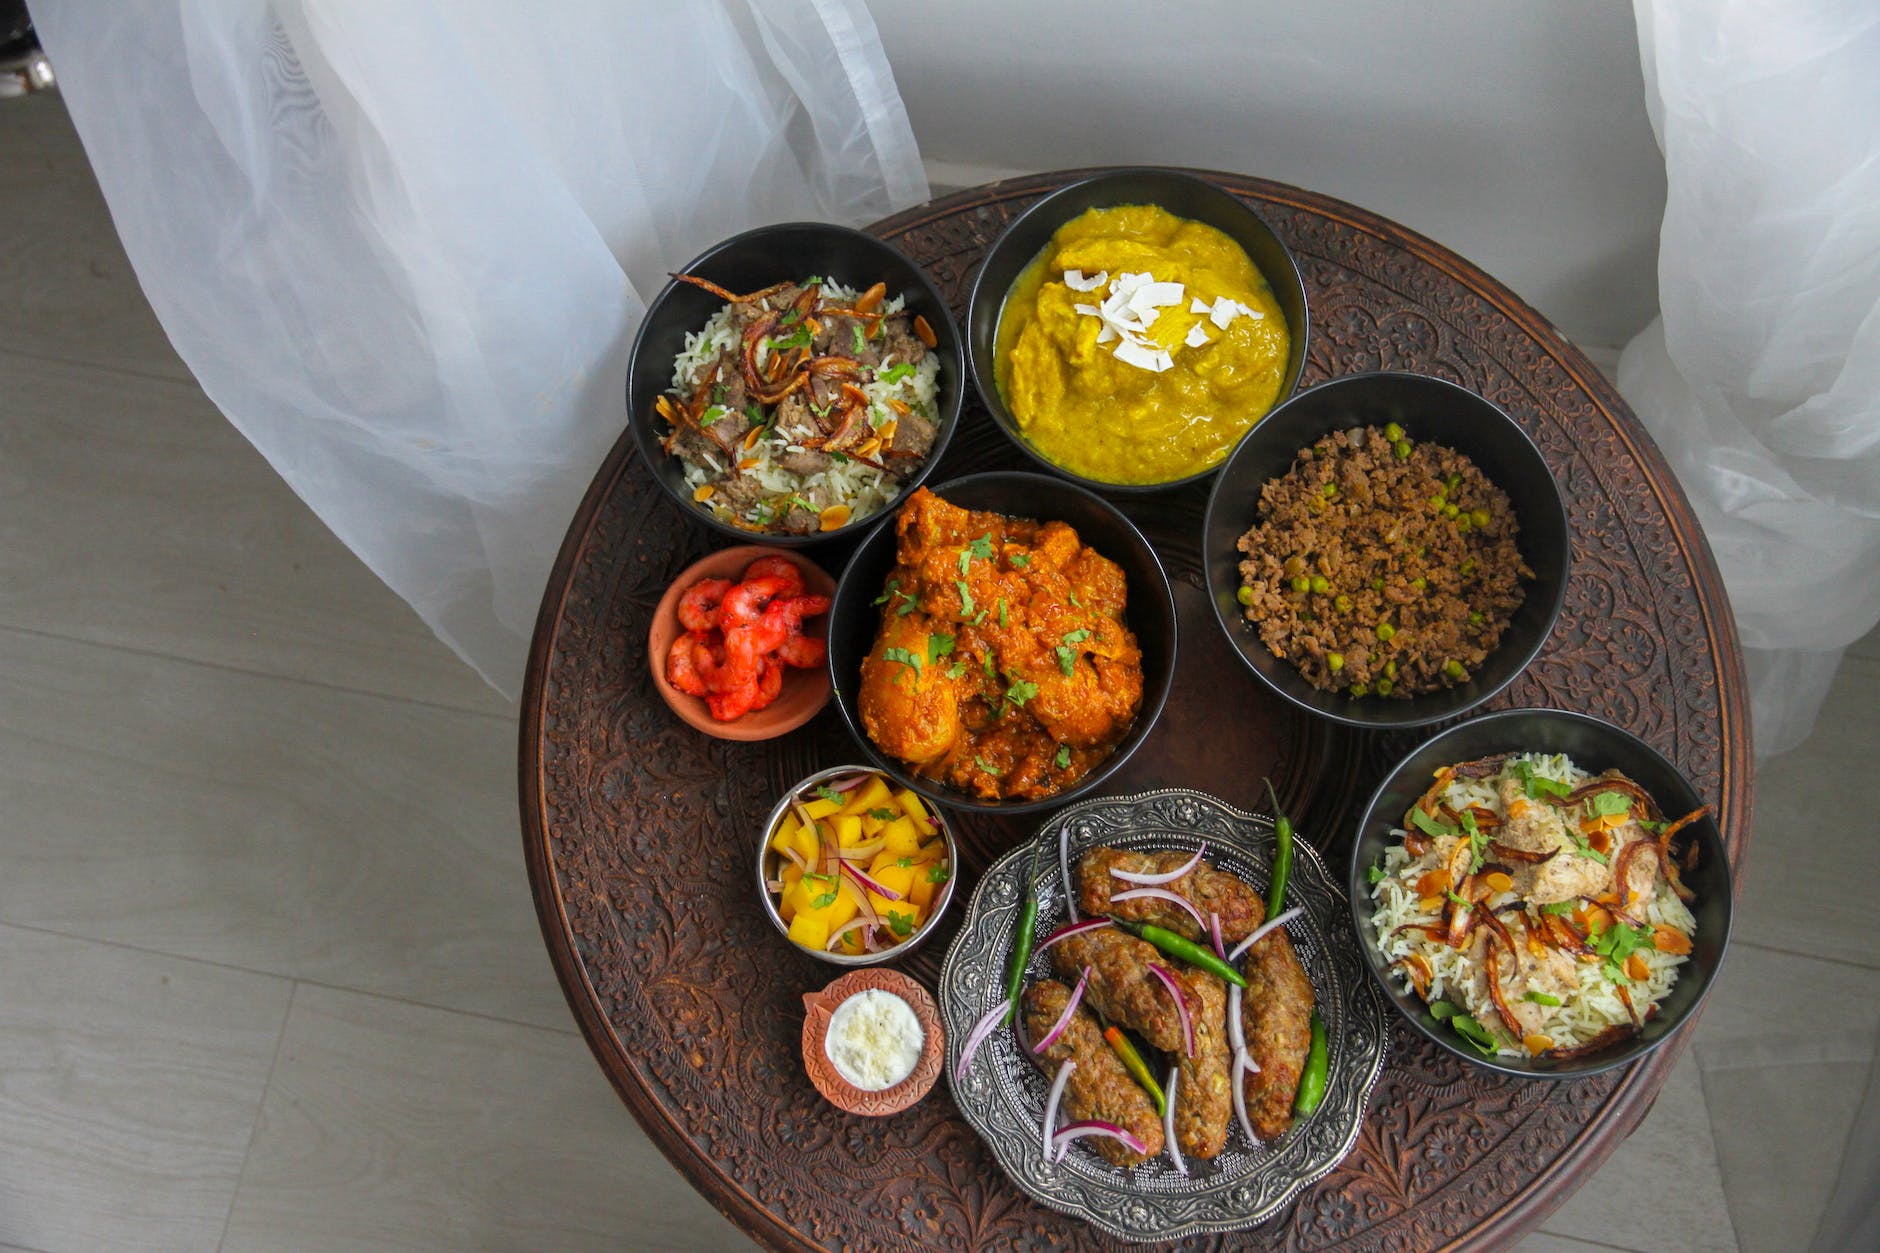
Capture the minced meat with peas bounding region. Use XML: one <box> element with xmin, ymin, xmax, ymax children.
<box><xmin>1235</xmin><ymin>424</ymin><xmax>1528</xmax><ymax>697</ymax></box>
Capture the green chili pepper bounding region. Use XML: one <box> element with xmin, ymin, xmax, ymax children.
<box><xmin>1001</xmin><ymin>837</ymin><xmax>1046</xmax><ymax>1026</ymax></box>
<box><xmin>1293</xmin><ymin>1010</ymin><xmax>1329</xmax><ymax>1115</ymax></box>
<box><xmin>1125</xmin><ymin>922</ymin><xmax>1248</xmax><ymax>988</ymax></box>
<box><xmin>1103</xmin><ymin>1026</ymin><xmax>1167</xmax><ymax>1117</ymax></box>
<box><xmin>1264</xmin><ymin>777</ymin><xmax>1294</xmax><ymax>918</ymax></box>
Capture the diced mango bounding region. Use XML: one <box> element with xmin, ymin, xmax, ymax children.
<box><xmin>909</xmin><ymin>870</ymin><xmax>939</xmax><ymax>913</ymax></box>
<box><xmin>841</xmin><ymin>776</ymin><xmax>894</xmax><ymax>818</ymax></box>
<box><xmin>780</xmin><ymin>862</ymin><xmax>804</xmax><ymax>895</ymax></box>
<box><xmin>912</xmin><ymin>839</ymin><xmax>945</xmax><ymax>865</ymax></box>
<box><xmin>872</xmin><ymin>900</ymin><xmax>923</xmax><ymax>941</ymax></box>
<box><xmin>873</xmin><ymin>862</ymin><xmax>918</xmax><ymax>900</ymax></box>
<box><xmin>879</xmin><ymin>817</ymin><xmax>922</xmax><ymax>860</ymax></box>
<box><xmin>860</xmin><ymin>814</ymin><xmax>886</xmax><ymax>838</ymax></box>
<box><xmin>787</xmin><ymin>911</ymin><xmax>829</xmax><ymax>950</ymax></box>
<box><xmin>768</xmin><ymin>816</ymin><xmax>800</xmax><ymax>854</ymax></box>
<box><xmin>894</xmin><ymin>788</ymin><xmax>938</xmax><ymax>836</ymax></box>
<box><xmin>802</xmin><ymin>797</ymin><xmax>843</xmax><ymax>821</ymax></box>
<box><xmin>792</xmin><ymin>820</ymin><xmax>824</xmax><ymax>866</ymax></box>
<box><xmin>868</xmin><ymin>849</ymin><xmax>909</xmax><ymax>877</ymax></box>
<box><xmin>833</xmin><ymin>815</ymin><xmax>865</xmax><ymax>848</ymax></box>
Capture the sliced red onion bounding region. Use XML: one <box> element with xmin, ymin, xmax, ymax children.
<box><xmin>863</xmin><ymin>925</ymin><xmax>886</xmax><ymax>953</ymax></box>
<box><xmin>1227</xmin><ymin>983</ymin><xmax>1247</xmax><ymax>1058</ymax></box>
<box><xmin>1059</xmin><ymin>822</ymin><xmax>1079</xmax><ymax>923</ymax></box>
<box><xmin>1210</xmin><ymin>911</ymin><xmax>1226</xmax><ymax>960</ymax></box>
<box><xmin>1035</xmin><ymin>917</ymin><xmax>1114</xmax><ymax>954</ymax></box>
<box><xmin>1052</xmin><ymin>1120</ymin><xmax>1149</xmax><ymax>1162</ymax></box>
<box><xmin>1237</xmin><ymin>1045</ymin><xmax>1260</xmax><ymax>1076</ymax></box>
<box><xmin>839</xmin><ymin>867</ymin><xmax>882</xmax><ymax>928</ymax></box>
<box><xmin>1032</xmin><ymin>966</ymin><xmax>1091</xmax><ymax>1055</ymax></box>
<box><xmin>819</xmin><ymin>773</ymin><xmax>870</xmax><ymax>794</ymax></box>
<box><xmin>1041</xmin><ymin>1059</ymin><xmax>1076</xmax><ymax>1164</ymax></box>
<box><xmin>834</xmin><ymin>837</ymin><xmax>887</xmax><ymax>861</ymax></box>
<box><xmin>1228</xmin><ymin>906</ymin><xmax>1304</xmax><ymax>962</ymax></box>
<box><xmin>1164</xmin><ymin>1064</ymin><xmax>1187</xmax><ymax>1176</ymax></box>
<box><xmin>843</xmin><ymin>862</ymin><xmax>902</xmax><ymax>902</ymax></box>
<box><xmin>1112</xmin><ymin>886</ymin><xmax>1207</xmax><ymax>931</ymax></box>
<box><xmin>765</xmin><ymin>879</ymin><xmax>785</xmax><ymax>894</ymax></box>
<box><xmin>1109</xmin><ymin>844</ymin><xmax>1206</xmax><ymax>885</ymax></box>
<box><xmin>1148</xmin><ymin>963</ymin><xmax>1195</xmax><ymax>1058</ymax></box>
<box><xmin>1233</xmin><ymin>1053</ymin><xmax>1260</xmax><ymax>1146</ymax></box>
<box><xmin>825</xmin><ymin>918</ymin><xmax>870</xmax><ymax>952</ymax></box>
<box><xmin>955</xmin><ymin>997</ymin><xmax>1012</xmax><ymax>1081</ymax></box>
<box><xmin>779</xmin><ymin>845</ymin><xmax>808</xmax><ymax>874</ymax></box>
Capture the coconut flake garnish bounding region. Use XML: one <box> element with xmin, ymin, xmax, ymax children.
<box><xmin>1113</xmin><ymin>340</ymin><xmax>1175</xmax><ymax>373</ymax></box>
<box><xmin>1185</xmin><ymin>322</ymin><xmax>1212</xmax><ymax>348</ymax></box>
<box><xmin>1063</xmin><ymin>269</ymin><xmax>1108</xmax><ymax>292</ymax></box>
<box><xmin>1062</xmin><ymin>268</ymin><xmax>1262</xmax><ymax>372</ymax></box>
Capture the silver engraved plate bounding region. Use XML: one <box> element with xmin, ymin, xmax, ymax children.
<box><xmin>939</xmin><ymin>788</ymin><xmax>1388</xmax><ymax>1243</ymax></box>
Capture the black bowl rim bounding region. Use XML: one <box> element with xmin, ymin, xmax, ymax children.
<box><xmin>1344</xmin><ymin>706</ymin><xmax>1735</xmax><ymax>1078</ymax></box>
<box><xmin>963</xmin><ymin>168</ymin><xmax>1310</xmax><ymax>495</ymax></box>
<box><xmin>625</xmin><ymin>220</ymin><xmax>966</xmax><ymax>547</ymax></box>
<box><xmin>827</xmin><ymin>469</ymin><xmax>1178</xmax><ymax>815</ymax></box>
<box><xmin>1201</xmin><ymin>369</ymin><xmax>1571</xmax><ymax>730</ymax></box>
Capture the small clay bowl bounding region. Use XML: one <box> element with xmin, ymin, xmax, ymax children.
<box><xmin>647</xmin><ymin>545</ymin><xmax>835</xmax><ymax>741</ymax></box>
<box><xmin>801</xmin><ymin>969</ymin><xmax>944</xmax><ymax>1116</ymax></box>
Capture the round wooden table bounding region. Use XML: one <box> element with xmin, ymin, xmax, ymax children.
<box><xmin>520</xmin><ymin>170</ymin><xmax>1752</xmax><ymax>1251</ymax></box>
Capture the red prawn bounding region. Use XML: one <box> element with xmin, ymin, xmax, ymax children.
<box><xmin>719</xmin><ymin>575</ymin><xmax>797</xmax><ymax>630</ymax></box>
<box><xmin>761</xmin><ymin>594</ymin><xmax>831</xmax><ymax>669</ymax></box>
<box><xmin>740</xmin><ymin>556</ymin><xmax>805</xmax><ymax>595</ymax></box>
<box><xmin>665</xmin><ymin>632</ymin><xmax>713</xmax><ymax>697</ymax></box>
<box><xmin>677</xmin><ymin>577</ymin><xmax>735</xmax><ymax>633</ymax></box>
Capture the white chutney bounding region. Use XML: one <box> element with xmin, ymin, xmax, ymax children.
<box><xmin>824</xmin><ymin>989</ymin><xmax>924</xmax><ymax>1091</ymax></box>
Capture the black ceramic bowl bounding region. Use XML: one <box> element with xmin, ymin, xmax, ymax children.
<box><xmin>826</xmin><ymin>472</ymin><xmax>1177</xmax><ymax>815</ymax></box>
<box><xmin>1203</xmin><ymin>371</ymin><xmax>1569</xmax><ymax>729</ymax></box>
<box><xmin>1348</xmin><ymin>708</ymin><xmax>1733</xmax><ymax>1078</ymax></box>
<box><xmin>626</xmin><ymin>222</ymin><xmax>965</xmax><ymax>547</ymax></box>
<box><xmin>964</xmin><ymin>169</ymin><xmax>1309</xmax><ymax>493</ymax></box>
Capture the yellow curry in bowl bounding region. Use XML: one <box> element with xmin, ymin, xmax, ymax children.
<box><xmin>994</xmin><ymin>204</ymin><xmax>1291</xmax><ymax>486</ymax></box>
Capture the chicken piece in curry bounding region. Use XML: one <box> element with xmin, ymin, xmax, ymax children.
<box><xmin>858</xmin><ymin>488</ymin><xmax>1144</xmax><ymax>801</ymax></box>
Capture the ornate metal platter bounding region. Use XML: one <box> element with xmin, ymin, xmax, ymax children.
<box><xmin>941</xmin><ymin>789</ymin><xmax>1389</xmax><ymax>1243</ymax></box>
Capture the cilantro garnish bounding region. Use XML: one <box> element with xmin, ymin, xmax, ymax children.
<box><xmin>852</xmin><ymin>323</ymin><xmax>868</xmax><ymax>354</ymax></box>
<box><xmin>1570</xmin><ymin>831</ymin><xmax>1610</xmax><ymax>865</ymax></box>
<box><xmin>982</xmin><ymin>651</ymin><xmax>997</xmax><ymax>679</ymax></box>
<box><xmin>868</xmin><ymin>808</ymin><xmax>898</xmax><ymax>822</ymax></box>
<box><xmin>1009</xmin><ymin>552</ymin><xmax>1030</xmax><ymax>568</ymax></box>
<box><xmin>1004</xmin><ymin>679</ymin><xmax>1039</xmax><ymax>708</ymax></box>
<box><xmin>1511</xmin><ymin>759</ymin><xmax>1571</xmax><ymax>800</ymax></box>
<box><xmin>1448</xmin><ymin>1012</ymin><xmax>1500</xmax><ymax>1056</ymax></box>
<box><xmin>968</xmin><ymin>532</ymin><xmax>995</xmax><ymax>561</ymax></box>
<box><xmin>809</xmin><ymin>892</ymin><xmax>838</xmax><ymax>909</ymax></box>
<box><xmin>997</xmin><ymin>598</ymin><xmax>1008</xmax><ymax>629</ymax></box>
<box><xmin>975</xmin><ymin>755</ymin><xmax>1002</xmax><ymax>777</ymax></box>
<box><xmin>1588</xmin><ymin>791</ymin><xmax>1632</xmax><ymax>819</ymax></box>
<box><xmin>1367</xmin><ymin>863</ymin><xmax>1387</xmax><ymax>885</ymax></box>
<box><xmin>946</xmin><ymin>662</ymin><xmax>967</xmax><ymax>680</ymax></box>
<box><xmin>895</xmin><ymin>857</ymin><xmax>914</xmax><ymax>868</ymax></box>
<box><xmin>1409</xmin><ymin>807</ymin><xmax>1455</xmax><ymax>839</ymax></box>
<box><xmin>927</xmin><ymin>863</ymin><xmax>952</xmax><ymax>883</ymax></box>
<box><xmin>874</xmin><ymin>580</ymin><xmax>901</xmax><ymax>607</ymax></box>
<box><xmin>814</xmin><ymin>785</ymin><xmax>842</xmax><ymax>805</ymax></box>
<box><xmin>883</xmin><ymin>646</ymin><xmax>922</xmax><ymax>679</ymax></box>
<box><xmin>887</xmin><ymin>910</ymin><xmax>914</xmax><ymax>938</ymax></box>
<box><xmin>880</xmin><ymin>363</ymin><xmax>913</xmax><ymax>384</ymax></box>
<box><xmin>955</xmin><ymin>579</ymin><xmax>975</xmax><ymax>617</ymax></box>
<box><xmin>1522</xmin><ymin>990</ymin><xmax>1563</xmax><ymax>1006</ymax></box>
<box><xmin>1054</xmin><ymin>744</ymin><xmax>1072</xmax><ymax>769</ymax></box>
<box><xmin>928</xmin><ymin>633</ymin><xmax>956</xmax><ymax>666</ymax></box>
<box><xmin>1539</xmin><ymin>901</ymin><xmax>1576</xmax><ymax>916</ymax></box>
<box><xmin>1068</xmin><ymin>590</ymin><xmax>1083</xmax><ymax>608</ymax></box>
<box><xmin>895</xmin><ymin>591</ymin><xmax>919</xmax><ymax>616</ymax></box>
<box><xmin>699</xmin><ymin>405</ymin><xmax>727</xmax><ymax>427</ymax></box>
<box><xmin>1589</xmin><ymin>918</ymin><xmax>1656</xmax><ymax>983</ymax></box>
<box><xmin>1458</xmin><ymin>808</ymin><xmax>1490</xmax><ymax>873</ymax></box>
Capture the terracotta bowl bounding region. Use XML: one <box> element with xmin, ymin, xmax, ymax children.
<box><xmin>801</xmin><ymin>969</ymin><xmax>944</xmax><ymax>1116</ymax></box>
<box><xmin>647</xmin><ymin>545</ymin><xmax>835</xmax><ymax>741</ymax></box>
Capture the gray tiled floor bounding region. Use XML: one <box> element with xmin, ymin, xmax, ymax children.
<box><xmin>4</xmin><ymin>91</ymin><xmax>1872</xmax><ymax>1252</ymax></box>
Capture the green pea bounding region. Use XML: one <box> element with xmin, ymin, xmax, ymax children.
<box><xmin>1291</xmin><ymin>576</ymin><xmax>1311</xmax><ymax>594</ymax></box>
<box><xmin>1384</xmin><ymin>659</ymin><xmax>1398</xmax><ymax>679</ymax></box>
<box><xmin>1417</xmin><ymin>545</ymin><xmax>1428</xmax><ymax>558</ymax></box>
<box><xmin>1282</xmin><ymin>555</ymin><xmax>1306</xmax><ymax>579</ymax></box>
<box><xmin>1375</xmin><ymin>677</ymin><xmax>1394</xmax><ymax>696</ymax></box>
<box><xmin>1460</xmin><ymin>557</ymin><xmax>1476</xmax><ymax>575</ymax></box>
<box><xmin>1326</xmin><ymin>652</ymin><xmax>1345</xmax><ymax>673</ymax></box>
<box><xmin>1471</xmin><ymin>509</ymin><xmax>1491</xmax><ymax>528</ymax></box>
<box><xmin>1469</xmin><ymin>610</ymin><xmax>1484</xmax><ymax>626</ymax></box>
<box><xmin>1371</xmin><ymin>577</ymin><xmax>1385</xmax><ymax>593</ymax></box>
<box><xmin>1349</xmin><ymin>681</ymin><xmax>1371</xmax><ymax>697</ymax></box>
<box><xmin>1430</xmin><ymin>492</ymin><xmax>1446</xmax><ymax>510</ymax></box>
<box><xmin>1393</xmin><ymin>439</ymin><xmax>1412</xmax><ymax>460</ymax></box>
<box><xmin>1443</xmin><ymin>659</ymin><xmax>1466</xmax><ymax>680</ymax></box>
<box><xmin>1334</xmin><ymin>594</ymin><xmax>1353</xmax><ymax>613</ymax></box>
<box><xmin>1384</xmin><ymin>421</ymin><xmax>1405</xmax><ymax>442</ymax></box>
<box><xmin>1446</xmin><ymin>473</ymin><xmax>1462</xmax><ymax>494</ymax></box>
<box><xmin>1443</xmin><ymin>503</ymin><xmax>1460</xmax><ymax>520</ymax></box>
<box><xmin>1411</xmin><ymin>577</ymin><xmax>1427</xmax><ymax>591</ymax></box>
<box><xmin>1322</xmin><ymin>483</ymin><xmax>1338</xmax><ymax>498</ymax></box>
<box><xmin>1237</xmin><ymin>585</ymin><xmax>1255</xmax><ymax>606</ymax></box>
<box><xmin>1309</xmin><ymin>575</ymin><xmax>1330</xmax><ymax>595</ymax></box>
<box><xmin>1456</xmin><ymin>516</ymin><xmax>1473</xmax><ymax>534</ymax></box>
<box><xmin>1375</xmin><ymin>622</ymin><xmax>1396</xmax><ymax>643</ymax></box>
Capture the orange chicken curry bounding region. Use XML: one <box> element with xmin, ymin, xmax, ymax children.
<box><xmin>858</xmin><ymin>489</ymin><xmax>1144</xmax><ymax>801</ymax></box>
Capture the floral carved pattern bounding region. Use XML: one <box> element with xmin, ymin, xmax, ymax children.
<box><xmin>520</xmin><ymin>170</ymin><xmax>1752</xmax><ymax>1252</ymax></box>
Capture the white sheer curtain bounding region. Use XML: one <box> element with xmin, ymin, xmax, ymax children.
<box><xmin>32</xmin><ymin>0</ymin><xmax>927</xmax><ymax>698</ymax></box>
<box><xmin>1622</xmin><ymin>0</ymin><xmax>1880</xmax><ymax>758</ymax></box>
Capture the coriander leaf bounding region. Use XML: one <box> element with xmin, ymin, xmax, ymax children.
<box><xmin>1522</xmin><ymin>990</ymin><xmax>1563</xmax><ymax>1006</ymax></box>
<box><xmin>1588</xmin><ymin>791</ymin><xmax>1632</xmax><ymax>818</ymax></box>
<box><xmin>699</xmin><ymin>405</ymin><xmax>727</xmax><ymax>427</ymax></box>
<box><xmin>1540</xmin><ymin>901</ymin><xmax>1576</xmax><ymax>916</ymax></box>
<box><xmin>1055</xmin><ymin>645</ymin><xmax>1076</xmax><ymax>676</ymax></box>
<box><xmin>1367</xmin><ymin>863</ymin><xmax>1387</xmax><ymax>885</ymax></box>
<box><xmin>887</xmin><ymin>910</ymin><xmax>914</xmax><ymax>938</ymax></box>
<box><xmin>810</xmin><ymin>892</ymin><xmax>838</xmax><ymax>909</ymax></box>
<box><xmin>1009</xmin><ymin>552</ymin><xmax>1030</xmax><ymax>568</ymax></box>
<box><xmin>814</xmin><ymin>785</ymin><xmax>842</xmax><ymax>805</ymax></box>
<box><xmin>957</xmin><ymin>548</ymin><xmax>971</xmax><ymax>576</ymax></box>
<box><xmin>1445</xmin><ymin>888</ymin><xmax>1470</xmax><ymax>908</ymax></box>
<box><xmin>1068</xmin><ymin>590</ymin><xmax>1083</xmax><ymax>608</ymax></box>
<box><xmin>872</xmin><ymin>577</ymin><xmax>899</xmax><ymax>606</ymax></box>
<box><xmin>998</xmin><ymin>598</ymin><xmax>1008</xmax><ymax>629</ymax></box>
<box><xmin>926</xmin><ymin>863</ymin><xmax>951</xmax><ymax>883</ymax></box>
<box><xmin>804</xmin><ymin>871</ymin><xmax>836</xmax><ymax>885</ymax></box>
<box><xmin>946</xmin><ymin>662</ymin><xmax>967</xmax><ymax>680</ymax></box>
<box><xmin>895</xmin><ymin>591</ymin><xmax>919</xmax><ymax>616</ymax></box>
<box><xmin>852</xmin><ymin>323</ymin><xmax>868</xmax><ymax>354</ymax></box>
<box><xmin>895</xmin><ymin>856</ymin><xmax>914</xmax><ymax>868</ymax></box>
<box><xmin>975</xmin><ymin>755</ymin><xmax>1002</xmax><ymax>777</ymax></box>
<box><xmin>868</xmin><ymin>808</ymin><xmax>898</xmax><ymax>821</ymax></box>
<box><xmin>982</xmin><ymin>651</ymin><xmax>997</xmax><ymax>679</ymax></box>
<box><xmin>882</xmin><ymin>646</ymin><xmax>922</xmax><ymax>679</ymax></box>
<box><xmin>1004</xmin><ymin>679</ymin><xmax>1039</xmax><ymax>707</ymax></box>
<box><xmin>928</xmin><ymin>633</ymin><xmax>956</xmax><ymax>665</ymax></box>
<box><xmin>830</xmin><ymin>450</ymin><xmax>849</xmax><ymax>464</ymax></box>
<box><xmin>970</xmin><ymin>608</ymin><xmax>988</xmax><ymax>626</ymax></box>
<box><xmin>1450</xmin><ymin>1013</ymin><xmax>1500</xmax><ymax>1055</ymax></box>
<box><xmin>1512</xmin><ymin>759</ymin><xmax>1570</xmax><ymax>800</ymax></box>
<box><xmin>804</xmin><ymin>275</ymin><xmax>822</xmax><ymax>286</ymax></box>
<box><xmin>880</xmin><ymin>362</ymin><xmax>913</xmax><ymax>384</ymax></box>
<box><xmin>1061</xmin><ymin>628</ymin><xmax>1092</xmax><ymax>648</ymax></box>
<box><xmin>968</xmin><ymin>532</ymin><xmax>995</xmax><ymax>561</ymax></box>
<box><xmin>1570</xmin><ymin>831</ymin><xmax>1610</xmax><ymax>865</ymax></box>
<box><xmin>778</xmin><ymin>304</ymin><xmax>802</xmax><ymax>327</ymax></box>
<box><xmin>1054</xmin><ymin>744</ymin><xmax>1072</xmax><ymax>769</ymax></box>
<box><xmin>955</xmin><ymin>579</ymin><xmax>975</xmax><ymax>617</ymax></box>
<box><xmin>1409</xmin><ymin>807</ymin><xmax>1454</xmax><ymax>838</ymax></box>
<box><xmin>1428</xmin><ymin>999</ymin><xmax>1458</xmax><ymax>1022</ymax></box>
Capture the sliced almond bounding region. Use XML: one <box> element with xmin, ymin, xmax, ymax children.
<box><xmin>1484</xmin><ymin>871</ymin><xmax>1515</xmax><ymax>894</ymax></box>
<box><xmin>856</xmin><ymin>437</ymin><xmax>882</xmax><ymax>458</ymax></box>
<box><xmin>742</xmin><ymin>425</ymin><xmax>764</xmax><ymax>450</ymax></box>
<box><xmin>888</xmin><ymin>398</ymin><xmax>910</xmax><ymax>415</ymax></box>
<box><xmin>692</xmin><ymin>484</ymin><xmax>715</xmax><ymax>502</ymax></box>
<box><xmin>854</xmin><ymin>282</ymin><xmax>887</xmax><ymax>315</ymax></box>
<box><xmin>738</xmin><ymin>458</ymin><xmax>759</xmax><ymax>471</ymax></box>
<box><xmin>1523</xmin><ymin>1033</ymin><xmax>1553</xmax><ymax>1055</ymax></box>
<box><xmin>818</xmin><ymin>504</ymin><xmax>851</xmax><ymax>532</ymax></box>
<box><xmin>913</xmin><ymin>314</ymin><xmax>937</xmax><ymax>348</ymax></box>
<box><xmin>878</xmin><ymin>418</ymin><xmax>898</xmax><ymax>443</ymax></box>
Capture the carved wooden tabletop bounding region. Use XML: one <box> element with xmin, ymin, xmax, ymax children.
<box><xmin>519</xmin><ymin>169</ymin><xmax>1752</xmax><ymax>1251</ymax></box>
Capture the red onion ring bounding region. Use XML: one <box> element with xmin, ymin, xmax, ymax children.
<box><xmin>1228</xmin><ymin>906</ymin><xmax>1303</xmax><ymax>962</ymax></box>
<box><xmin>1059</xmin><ymin>822</ymin><xmax>1079</xmax><ymax>923</ymax></box>
<box><xmin>778</xmin><ymin>845</ymin><xmax>808</xmax><ymax>874</ymax></box>
<box><xmin>1108</xmin><ymin>843</ymin><xmax>1206</xmax><ymax>886</ymax></box>
<box><xmin>955</xmin><ymin>998</ymin><xmax>1011</xmax><ymax>1081</ymax></box>
<box><xmin>1034</xmin><ymin>918</ymin><xmax>1114</xmax><ymax>954</ymax></box>
<box><xmin>1233</xmin><ymin>1052</ymin><xmax>1261</xmax><ymax>1146</ymax></box>
<box><xmin>843</xmin><ymin>863</ymin><xmax>902</xmax><ymax>901</ymax></box>
<box><xmin>1227</xmin><ymin>983</ymin><xmax>1246</xmax><ymax>1058</ymax></box>
<box><xmin>1031</xmin><ymin>966</ymin><xmax>1091</xmax><ymax>1055</ymax></box>
<box><xmin>1147</xmin><ymin>963</ymin><xmax>1194</xmax><ymax>1058</ymax></box>
<box><xmin>1164</xmin><ymin>1063</ymin><xmax>1187</xmax><ymax>1176</ymax></box>
<box><xmin>1052</xmin><ymin>1120</ymin><xmax>1149</xmax><ymax>1162</ymax></box>
<box><xmin>1041</xmin><ymin>1059</ymin><xmax>1075</xmax><ymax>1164</ymax></box>
<box><xmin>833</xmin><ymin>837</ymin><xmax>887</xmax><ymax>861</ymax></box>
<box><xmin>819</xmin><ymin>773</ymin><xmax>871</xmax><ymax>794</ymax></box>
<box><xmin>1111</xmin><ymin>886</ymin><xmax>1207</xmax><ymax>931</ymax></box>
<box><xmin>825</xmin><ymin>918</ymin><xmax>869</xmax><ymax>952</ymax></box>
<box><xmin>1210</xmin><ymin>911</ymin><xmax>1226</xmax><ymax>961</ymax></box>
<box><xmin>838</xmin><ymin>866</ymin><xmax>882</xmax><ymax>928</ymax></box>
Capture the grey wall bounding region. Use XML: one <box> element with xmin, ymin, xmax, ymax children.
<box><xmin>869</xmin><ymin>0</ymin><xmax>1665</xmax><ymax>349</ymax></box>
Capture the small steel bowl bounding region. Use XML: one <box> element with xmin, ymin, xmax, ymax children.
<box><xmin>756</xmin><ymin>764</ymin><xmax>960</xmax><ymax>967</ymax></box>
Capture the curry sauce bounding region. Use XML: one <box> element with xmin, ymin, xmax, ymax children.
<box><xmin>857</xmin><ymin>489</ymin><xmax>1144</xmax><ymax>801</ymax></box>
